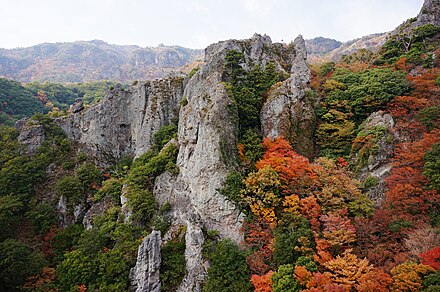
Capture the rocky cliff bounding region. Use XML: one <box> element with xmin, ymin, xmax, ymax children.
<box><xmin>53</xmin><ymin>33</ymin><xmax>314</xmax><ymax>291</ymax></box>
<box><xmin>56</xmin><ymin>78</ymin><xmax>183</xmax><ymax>161</ymax></box>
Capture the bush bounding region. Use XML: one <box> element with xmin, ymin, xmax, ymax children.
<box><xmin>203</xmin><ymin>239</ymin><xmax>252</xmax><ymax>292</ymax></box>
<box><xmin>160</xmin><ymin>227</ymin><xmax>186</xmax><ymax>292</ymax></box>
<box><xmin>55</xmin><ymin>175</ymin><xmax>83</xmax><ymax>205</ymax></box>
<box><xmin>0</xmin><ymin>239</ymin><xmax>47</xmax><ymax>291</ymax></box>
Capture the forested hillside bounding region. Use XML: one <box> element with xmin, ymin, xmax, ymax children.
<box><xmin>0</xmin><ymin>41</ymin><xmax>203</xmax><ymax>83</ymax></box>
<box><xmin>0</xmin><ymin>2</ymin><xmax>439</xmax><ymax>291</ymax></box>
<box><xmin>0</xmin><ymin>79</ymin><xmax>121</xmax><ymax>126</ymax></box>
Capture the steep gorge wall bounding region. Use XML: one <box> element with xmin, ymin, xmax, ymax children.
<box><xmin>57</xmin><ymin>78</ymin><xmax>183</xmax><ymax>161</ymax></box>
<box><xmin>54</xmin><ymin>33</ymin><xmax>314</xmax><ymax>291</ymax></box>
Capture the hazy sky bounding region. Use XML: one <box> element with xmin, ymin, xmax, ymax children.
<box><xmin>1</xmin><ymin>0</ymin><xmax>423</xmax><ymax>49</ymax></box>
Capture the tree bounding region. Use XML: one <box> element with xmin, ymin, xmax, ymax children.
<box><xmin>323</xmin><ymin>249</ymin><xmax>373</xmax><ymax>290</ymax></box>
<box><xmin>419</xmin><ymin>247</ymin><xmax>440</xmax><ymax>270</ymax></box>
<box><xmin>391</xmin><ymin>261</ymin><xmax>434</xmax><ymax>292</ymax></box>
<box><xmin>0</xmin><ymin>239</ymin><xmax>47</xmax><ymax>291</ymax></box>
<box><xmin>203</xmin><ymin>239</ymin><xmax>252</xmax><ymax>292</ymax></box>
<box><xmin>271</xmin><ymin>264</ymin><xmax>301</xmax><ymax>292</ymax></box>
<box><xmin>251</xmin><ymin>271</ymin><xmax>274</xmax><ymax>292</ymax></box>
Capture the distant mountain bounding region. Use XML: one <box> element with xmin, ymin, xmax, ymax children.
<box><xmin>0</xmin><ymin>40</ymin><xmax>203</xmax><ymax>83</ymax></box>
<box><xmin>306</xmin><ymin>0</ymin><xmax>440</xmax><ymax>64</ymax></box>
<box><xmin>305</xmin><ymin>37</ymin><xmax>342</xmax><ymax>56</ymax></box>
<box><xmin>306</xmin><ymin>33</ymin><xmax>387</xmax><ymax>63</ymax></box>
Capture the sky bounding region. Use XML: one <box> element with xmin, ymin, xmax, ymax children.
<box><xmin>1</xmin><ymin>0</ymin><xmax>424</xmax><ymax>49</ymax></box>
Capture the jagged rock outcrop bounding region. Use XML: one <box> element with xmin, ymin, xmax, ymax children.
<box><xmin>130</xmin><ymin>231</ymin><xmax>162</xmax><ymax>292</ymax></box>
<box><xmin>352</xmin><ymin>111</ymin><xmax>398</xmax><ymax>205</ymax></box>
<box><xmin>261</xmin><ymin>35</ymin><xmax>316</xmax><ymax>158</ymax></box>
<box><xmin>392</xmin><ymin>0</ymin><xmax>440</xmax><ymax>35</ymax></box>
<box><xmin>82</xmin><ymin>196</ymin><xmax>116</xmax><ymax>230</ymax></box>
<box><xmin>57</xmin><ymin>79</ymin><xmax>183</xmax><ymax>161</ymax></box>
<box><xmin>153</xmin><ymin>33</ymin><xmax>314</xmax><ymax>290</ymax></box>
<box><xmin>15</xmin><ymin>118</ymin><xmax>45</xmax><ymax>154</ymax></box>
<box><xmin>42</xmin><ymin>33</ymin><xmax>313</xmax><ymax>291</ymax></box>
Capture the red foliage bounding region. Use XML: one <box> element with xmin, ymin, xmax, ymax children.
<box><xmin>243</xmin><ymin>220</ymin><xmax>274</xmax><ymax>275</ymax></box>
<box><xmin>419</xmin><ymin>247</ymin><xmax>440</xmax><ymax>270</ymax></box>
<box><xmin>388</xmin><ymin>95</ymin><xmax>428</xmax><ymax>140</ymax></box>
<box><xmin>300</xmin><ymin>196</ymin><xmax>322</xmax><ymax>231</ymax></box>
<box><xmin>256</xmin><ymin>137</ymin><xmax>315</xmax><ymax>195</ymax></box>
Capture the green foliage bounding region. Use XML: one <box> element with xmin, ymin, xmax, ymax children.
<box><xmin>316</xmin><ymin>102</ymin><xmax>355</xmax><ymax>157</ymax></box>
<box><xmin>94</xmin><ymin>178</ymin><xmax>122</xmax><ymax>203</ymax></box>
<box><xmin>25</xmin><ymin>81</ymin><xmax>78</xmax><ymax>109</ymax></box>
<box><xmin>52</xmin><ymin>224</ymin><xmax>84</xmax><ymax>263</ymax></box>
<box><xmin>239</xmin><ymin>129</ymin><xmax>264</xmax><ymax>170</ymax></box>
<box><xmin>359</xmin><ymin>175</ymin><xmax>379</xmax><ymax>190</ymax></box>
<box><xmin>76</xmin><ymin>163</ymin><xmax>102</xmax><ymax>189</ymax></box>
<box><xmin>56</xmin><ymin>207</ymin><xmax>142</xmax><ymax>291</ymax></box>
<box><xmin>271</xmin><ymin>264</ymin><xmax>301</xmax><ymax>292</ymax></box>
<box><xmin>417</xmin><ymin>106</ymin><xmax>440</xmax><ymax>132</ymax></box>
<box><xmin>151</xmin><ymin>122</ymin><xmax>178</xmax><ymax>153</ymax></box>
<box><xmin>378</xmin><ymin>24</ymin><xmax>440</xmax><ymax>67</ymax></box>
<box><xmin>341</xmin><ymin>49</ymin><xmax>376</xmax><ymax>64</ymax></box>
<box><xmin>273</xmin><ymin>215</ymin><xmax>315</xmax><ymax>265</ymax></box>
<box><xmin>224</xmin><ymin>50</ymin><xmax>279</xmax><ymax>136</ymax></box>
<box><xmin>128</xmin><ymin>144</ymin><xmax>179</xmax><ymax>189</ymax></box>
<box><xmin>55</xmin><ymin>175</ymin><xmax>83</xmax><ymax>205</ymax></box>
<box><xmin>203</xmin><ymin>239</ymin><xmax>252</xmax><ymax>292</ymax></box>
<box><xmin>180</xmin><ymin>97</ymin><xmax>188</xmax><ymax>107</ymax></box>
<box><xmin>126</xmin><ymin>188</ymin><xmax>157</xmax><ymax>225</ymax></box>
<box><xmin>0</xmin><ymin>78</ymin><xmax>47</xmax><ymax>125</ymax></box>
<box><xmin>188</xmin><ymin>67</ymin><xmax>200</xmax><ymax>79</ymax></box>
<box><xmin>351</xmin><ymin>125</ymin><xmax>388</xmax><ymax>172</ymax></box>
<box><xmin>348</xmin><ymin>194</ymin><xmax>374</xmax><ymax>217</ymax></box>
<box><xmin>26</xmin><ymin>202</ymin><xmax>58</xmax><ymax>234</ymax></box>
<box><xmin>388</xmin><ymin>219</ymin><xmax>413</xmax><ymax>233</ymax></box>
<box><xmin>160</xmin><ymin>227</ymin><xmax>186</xmax><ymax>292</ymax></box>
<box><xmin>295</xmin><ymin>256</ymin><xmax>318</xmax><ymax>272</ymax></box>
<box><xmin>318</xmin><ymin>62</ymin><xmax>335</xmax><ymax>78</ymax></box>
<box><xmin>423</xmin><ymin>271</ymin><xmax>440</xmax><ymax>291</ymax></box>
<box><xmin>424</xmin><ymin>143</ymin><xmax>440</xmax><ymax>192</ymax></box>
<box><xmin>0</xmin><ymin>239</ymin><xmax>47</xmax><ymax>291</ymax></box>
<box><xmin>56</xmin><ymin>249</ymin><xmax>96</xmax><ymax>291</ymax></box>
<box><xmin>219</xmin><ymin>171</ymin><xmax>246</xmax><ymax>210</ymax></box>
<box><xmin>0</xmin><ymin>195</ymin><xmax>23</xmax><ymax>239</ymax></box>
<box><xmin>331</xmin><ymin>68</ymin><xmax>409</xmax><ymax>122</ymax></box>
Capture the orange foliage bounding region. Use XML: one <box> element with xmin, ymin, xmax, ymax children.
<box><xmin>320</xmin><ymin>210</ymin><xmax>356</xmax><ymax>248</ymax></box>
<box><xmin>303</xmin><ymin>272</ymin><xmax>345</xmax><ymax>292</ymax></box>
<box><xmin>356</xmin><ymin>268</ymin><xmax>393</xmax><ymax>292</ymax></box>
<box><xmin>256</xmin><ymin>137</ymin><xmax>315</xmax><ymax>195</ymax></box>
<box><xmin>294</xmin><ymin>265</ymin><xmax>312</xmax><ymax>286</ymax></box>
<box><xmin>300</xmin><ymin>196</ymin><xmax>322</xmax><ymax>231</ymax></box>
<box><xmin>251</xmin><ymin>271</ymin><xmax>274</xmax><ymax>292</ymax></box>
<box><xmin>23</xmin><ymin>267</ymin><xmax>57</xmax><ymax>291</ymax></box>
<box><xmin>323</xmin><ymin>249</ymin><xmax>373</xmax><ymax>290</ymax></box>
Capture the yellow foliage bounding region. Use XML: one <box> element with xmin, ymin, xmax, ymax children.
<box><xmin>391</xmin><ymin>261</ymin><xmax>434</xmax><ymax>292</ymax></box>
<box><xmin>324</xmin><ymin>249</ymin><xmax>373</xmax><ymax>290</ymax></box>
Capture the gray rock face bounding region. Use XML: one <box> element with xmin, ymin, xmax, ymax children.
<box><xmin>261</xmin><ymin>35</ymin><xmax>316</xmax><ymax>158</ymax></box>
<box><xmin>16</xmin><ymin>119</ymin><xmax>45</xmax><ymax>155</ymax></box>
<box><xmin>352</xmin><ymin>111</ymin><xmax>398</xmax><ymax>205</ymax></box>
<box><xmin>130</xmin><ymin>231</ymin><xmax>162</xmax><ymax>292</ymax></box>
<box><xmin>69</xmin><ymin>99</ymin><xmax>84</xmax><ymax>113</ymax></box>
<box><xmin>82</xmin><ymin>196</ymin><xmax>116</xmax><ymax>230</ymax></box>
<box><xmin>393</xmin><ymin>0</ymin><xmax>440</xmax><ymax>35</ymax></box>
<box><xmin>56</xmin><ymin>78</ymin><xmax>183</xmax><ymax>161</ymax></box>
<box><xmin>153</xmin><ymin>34</ymin><xmax>313</xmax><ymax>290</ymax></box>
